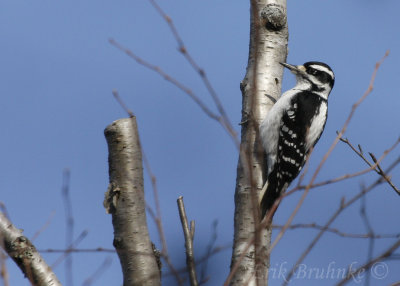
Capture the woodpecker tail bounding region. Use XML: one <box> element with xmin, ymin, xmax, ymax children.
<box><xmin>259</xmin><ymin>166</ymin><xmax>289</xmax><ymax>220</ymax></box>
<box><xmin>260</xmin><ymin>182</ymin><xmax>281</xmax><ymax>221</ymax></box>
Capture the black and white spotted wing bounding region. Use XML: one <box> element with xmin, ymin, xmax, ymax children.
<box><xmin>260</xmin><ymin>91</ymin><xmax>327</xmax><ymax>218</ymax></box>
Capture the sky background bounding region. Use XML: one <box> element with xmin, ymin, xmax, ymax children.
<box><xmin>1</xmin><ymin>1</ymin><xmax>400</xmax><ymax>285</ymax></box>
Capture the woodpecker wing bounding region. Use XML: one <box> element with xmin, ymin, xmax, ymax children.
<box><xmin>260</xmin><ymin>91</ymin><xmax>327</xmax><ymax>218</ymax></box>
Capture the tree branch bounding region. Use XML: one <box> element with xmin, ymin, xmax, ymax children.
<box><xmin>177</xmin><ymin>196</ymin><xmax>199</xmax><ymax>286</ymax></box>
<box><xmin>104</xmin><ymin>117</ymin><xmax>161</xmax><ymax>286</ymax></box>
<box><xmin>336</xmin><ymin>238</ymin><xmax>400</xmax><ymax>286</ymax></box>
<box><xmin>0</xmin><ymin>211</ymin><xmax>61</xmax><ymax>286</ymax></box>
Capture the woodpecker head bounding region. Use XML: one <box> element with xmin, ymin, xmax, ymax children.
<box><xmin>280</xmin><ymin>61</ymin><xmax>335</xmax><ymax>99</ymax></box>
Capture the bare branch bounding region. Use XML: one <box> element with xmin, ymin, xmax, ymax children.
<box><xmin>359</xmin><ymin>194</ymin><xmax>374</xmax><ymax>285</ymax></box>
<box><xmin>286</xmin><ymin>136</ymin><xmax>400</xmax><ymax>196</ymax></box>
<box><xmin>61</xmin><ymin>168</ymin><xmax>74</xmax><ymax>286</ymax></box>
<box><xmin>272</xmin><ymin>223</ymin><xmax>400</xmax><ymax>239</ymax></box>
<box><xmin>283</xmin><ymin>155</ymin><xmax>400</xmax><ymax>285</ymax></box>
<box><xmin>200</xmin><ymin>220</ymin><xmax>218</xmax><ymax>284</ymax></box>
<box><xmin>31</xmin><ymin>211</ymin><xmax>56</xmax><ymax>242</ymax></box>
<box><xmin>177</xmin><ymin>196</ymin><xmax>199</xmax><ymax>286</ymax></box>
<box><xmin>39</xmin><ymin>248</ymin><xmax>115</xmax><ymax>253</ymax></box>
<box><xmin>51</xmin><ymin>230</ymin><xmax>88</xmax><ymax>268</ymax></box>
<box><xmin>0</xmin><ymin>211</ymin><xmax>62</xmax><ymax>286</ymax></box>
<box><xmin>82</xmin><ymin>257</ymin><xmax>112</xmax><ymax>286</ymax></box>
<box><xmin>336</xmin><ymin>238</ymin><xmax>400</xmax><ymax>286</ymax></box>
<box><xmin>147</xmin><ymin>0</ymin><xmax>238</xmax><ymax>143</ymax></box>
<box><xmin>112</xmin><ymin>89</ymin><xmax>134</xmax><ymax>118</ymax></box>
<box><xmin>339</xmin><ymin>135</ymin><xmax>400</xmax><ymax>195</ymax></box>
<box><xmin>109</xmin><ymin>39</ymin><xmax>218</xmax><ymax>119</ymax></box>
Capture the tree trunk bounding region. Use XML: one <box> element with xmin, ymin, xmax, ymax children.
<box><xmin>104</xmin><ymin>117</ymin><xmax>161</xmax><ymax>286</ymax></box>
<box><xmin>229</xmin><ymin>0</ymin><xmax>288</xmax><ymax>285</ymax></box>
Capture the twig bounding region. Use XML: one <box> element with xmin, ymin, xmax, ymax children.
<box><xmin>111</xmin><ymin>93</ymin><xmax>182</xmax><ymax>284</ymax></box>
<box><xmin>271</xmin><ymin>223</ymin><xmax>400</xmax><ymax>239</ymax></box>
<box><xmin>339</xmin><ymin>135</ymin><xmax>400</xmax><ymax>195</ymax></box>
<box><xmin>39</xmin><ymin>248</ymin><xmax>115</xmax><ymax>253</ymax></box>
<box><xmin>283</xmin><ymin>155</ymin><xmax>400</xmax><ymax>284</ymax></box>
<box><xmin>0</xmin><ymin>250</ymin><xmax>10</xmax><ymax>286</ymax></box>
<box><xmin>286</xmin><ymin>136</ymin><xmax>400</xmax><ymax>196</ymax></box>
<box><xmin>162</xmin><ymin>243</ymin><xmax>232</xmax><ymax>278</ymax></box>
<box><xmin>147</xmin><ymin>0</ymin><xmax>238</xmax><ymax>144</ymax></box>
<box><xmin>336</xmin><ymin>238</ymin><xmax>400</xmax><ymax>286</ymax></box>
<box><xmin>52</xmin><ymin>230</ymin><xmax>88</xmax><ymax>268</ymax></box>
<box><xmin>109</xmin><ymin>38</ymin><xmax>240</xmax><ymax>146</ymax></box>
<box><xmin>200</xmin><ymin>220</ymin><xmax>218</xmax><ymax>285</ymax></box>
<box><xmin>82</xmin><ymin>257</ymin><xmax>113</xmax><ymax>286</ymax></box>
<box><xmin>146</xmin><ymin>203</ymin><xmax>183</xmax><ymax>284</ymax></box>
<box><xmin>31</xmin><ymin>211</ymin><xmax>56</xmax><ymax>242</ymax></box>
<box><xmin>62</xmin><ymin>168</ymin><xmax>74</xmax><ymax>286</ymax></box>
<box><xmin>177</xmin><ymin>196</ymin><xmax>199</xmax><ymax>286</ymax></box>
<box><xmin>112</xmin><ymin>89</ymin><xmax>134</xmax><ymax>117</ymax></box>
<box><xmin>359</xmin><ymin>194</ymin><xmax>374</xmax><ymax>286</ymax></box>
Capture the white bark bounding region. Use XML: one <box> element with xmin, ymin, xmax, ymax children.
<box><xmin>0</xmin><ymin>211</ymin><xmax>62</xmax><ymax>286</ymax></box>
<box><xmin>230</xmin><ymin>0</ymin><xmax>288</xmax><ymax>285</ymax></box>
<box><xmin>104</xmin><ymin>117</ymin><xmax>161</xmax><ymax>286</ymax></box>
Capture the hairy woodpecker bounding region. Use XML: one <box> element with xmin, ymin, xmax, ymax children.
<box><xmin>259</xmin><ymin>61</ymin><xmax>335</xmax><ymax>220</ymax></box>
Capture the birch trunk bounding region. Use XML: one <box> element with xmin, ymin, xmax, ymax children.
<box><xmin>229</xmin><ymin>0</ymin><xmax>288</xmax><ymax>285</ymax></box>
<box><xmin>104</xmin><ymin>117</ymin><xmax>161</xmax><ymax>286</ymax></box>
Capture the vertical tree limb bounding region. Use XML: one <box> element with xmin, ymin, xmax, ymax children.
<box><xmin>230</xmin><ymin>0</ymin><xmax>288</xmax><ymax>285</ymax></box>
<box><xmin>177</xmin><ymin>196</ymin><xmax>198</xmax><ymax>286</ymax></box>
<box><xmin>0</xmin><ymin>211</ymin><xmax>61</xmax><ymax>286</ymax></box>
<box><xmin>104</xmin><ymin>117</ymin><xmax>161</xmax><ymax>286</ymax></box>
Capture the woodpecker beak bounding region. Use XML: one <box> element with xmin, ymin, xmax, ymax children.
<box><xmin>280</xmin><ymin>62</ymin><xmax>306</xmax><ymax>75</ymax></box>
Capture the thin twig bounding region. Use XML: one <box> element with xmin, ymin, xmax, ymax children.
<box><xmin>336</xmin><ymin>238</ymin><xmax>400</xmax><ymax>286</ymax></box>
<box><xmin>177</xmin><ymin>196</ymin><xmax>199</xmax><ymax>286</ymax></box>
<box><xmin>286</xmin><ymin>136</ymin><xmax>400</xmax><ymax>196</ymax></box>
<box><xmin>359</xmin><ymin>194</ymin><xmax>374</xmax><ymax>286</ymax></box>
<box><xmin>339</xmin><ymin>135</ymin><xmax>400</xmax><ymax>195</ymax></box>
<box><xmin>62</xmin><ymin>168</ymin><xmax>74</xmax><ymax>286</ymax></box>
<box><xmin>147</xmin><ymin>0</ymin><xmax>238</xmax><ymax>143</ymax></box>
<box><xmin>82</xmin><ymin>257</ymin><xmax>113</xmax><ymax>286</ymax></box>
<box><xmin>39</xmin><ymin>248</ymin><xmax>115</xmax><ymax>253</ymax></box>
<box><xmin>162</xmin><ymin>243</ymin><xmax>232</xmax><ymax>278</ymax></box>
<box><xmin>112</xmin><ymin>89</ymin><xmax>134</xmax><ymax>117</ymax></box>
<box><xmin>143</xmin><ymin>167</ymin><xmax>182</xmax><ymax>284</ymax></box>
<box><xmin>109</xmin><ymin>39</ymin><xmax>218</xmax><ymax>121</ymax></box>
<box><xmin>31</xmin><ymin>211</ymin><xmax>56</xmax><ymax>242</ymax></box>
<box><xmin>52</xmin><ymin>230</ymin><xmax>88</xmax><ymax>268</ymax></box>
<box><xmin>110</xmin><ymin>91</ymin><xmax>182</xmax><ymax>284</ymax></box>
<box><xmin>283</xmin><ymin>155</ymin><xmax>400</xmax><ymax>285</ymax></box>
<box><xmin>0</xmin><ymin>251</ymin><xmax>10</xmax><ymax>286</ymax></box>
<box><xmin>272</xmin><ymin>223</ymin><xmax>400</xmax><ymax>239</ymax></box>
<box><xmin>200</xmin><ymin>220</ymin><xmax>218</xmax><ymax>285</ymax></box>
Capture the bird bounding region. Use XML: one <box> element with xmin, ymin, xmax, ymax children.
<box><xmin>259</xmin><ymin>61</ymin><xmax>335</xmax><ymax>220</ymax></box>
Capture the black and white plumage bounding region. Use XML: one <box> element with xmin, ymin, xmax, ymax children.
<box><xmin>259</xmin><ymin>61</ymin><xmax>335</xmax><ymax>219</ymax></box>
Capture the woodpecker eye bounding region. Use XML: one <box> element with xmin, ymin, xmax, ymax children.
<box><xmin>308</xmin><ymin>68</ymin><xmax>319</xmax><ymax>76</ymax></box>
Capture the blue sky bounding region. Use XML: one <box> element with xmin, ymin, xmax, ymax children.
<box><xmin>1</xmin><ymin>1</ymin><xmax>399</xmax><ymax>285</ymax></box>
